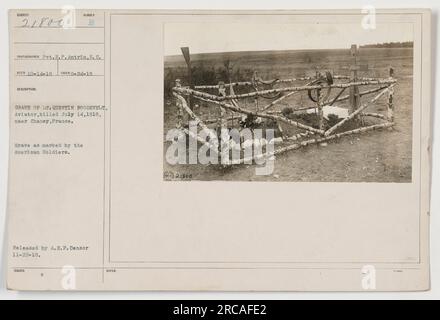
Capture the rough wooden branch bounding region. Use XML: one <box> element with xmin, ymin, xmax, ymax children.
<box><xmin>361</xmin><ymin>112</ymin><xmax>387</xmax><ymax>120</ymax></box>
<box><xmin>260</xmin><ymin>78</ymin><xmax>317</xmax><ymax>112</ymax></box>
<box><xmin>317</xmin><ymin>88</ymin><xmax>324</xmax><ymax>130</ymax></box>
<box><xmin>221</xmin><ymin>79</ymin><xmax>396</xmax><ymax>100</ymax></box>
<box><xmin>324</xmin><ymin>85</ymin><xmax>395</xmax><ymax>136</ymax></box>
<box><xmin>191</xmin><ymin>75</ymin><xmax>384</xmax><ymax>90</ymax></box>
<box><xmin>193</xmin><ymin>77</ymin><xmax>314</xmax><ymax>89</ymax></box>
<box><xmin>387</xmin><ymin>85</ymin><xmax>394</xmax><ymax>122</ymax></box>
<box><xmin>204</xmin><ymin>115</ymin><xmax>239</xmax><ymax>124</ymax></box>
<box><xmin>265</xmin><ymin>105</ymin><xmax>317</xmax><ymax>115</ymax></box>
<box><xmin>261</xmin><ymin>91</ymin><xmax>300</xmax><ymax>111</ymax></box>
<box><xmin>324</xmin><ymin>85</ymin><xmax>389</xmax><ymax>104</ymax></box>
<box><xmin>328</xmin><ymin>87</ymin><xmax>347</xmax><ymax>106</ymax></box>
<box><xmin>192</xmin><ymin>95</ymin><xmax>325</xmax><ymax>135</ymax></box>
<box><xmin>232</xmin><ymin>122</ymin><xmax>394</xmax><ymax>164</ymax></box>
<box><xmin>173</xmin><ymin>87</ymin><xmax>221</xmax><ymax>101</ymax></box>
<box><xmin>173</xmin><ymin>93</ymin><xmax>213</xmax><ymax>138</ymax></box>
<box><xmin>174</xmin><ymin>79</ymin><xmax>396</xmax><ymax>102</ymax></box>
<box><xmin>286</xmin><ymin>131</ymin><xmax>316</xmax><ymax>141</ymax></box>
<box><xmin>276</xmin><ymin>122</ymin><xmax>285</xmax><ymax>140</ymax></box>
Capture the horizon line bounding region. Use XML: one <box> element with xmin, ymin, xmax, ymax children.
<box><xmin>164</xmin><ymin>41</ymin><xmax>414</xmax><ymax>58</ymax></box>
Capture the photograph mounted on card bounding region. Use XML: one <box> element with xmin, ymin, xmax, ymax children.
<box><xmin>7</xmin><ymin>9</ymin><xmax>431</xmax><ymax>291</ymax></box>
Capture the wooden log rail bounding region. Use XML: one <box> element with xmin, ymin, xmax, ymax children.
<box><xmin>204</xmin><ymin>115</ymin><xmax>240</xmax><ymax>124</ymax></box>
<box><xmin>265</xmin><ymin>106</ymin><xmax>316</xmax><ymax>115</ymax></box>
<box><xmin>194</xmin><ymin>76</ymin><xmax>320</xmax><ymax>89</ymax></box>
<box><xmin>260</xmin><ymin>77</ymin><xmax>317</xmax><ymax>112</ymax></box>
<box><xmin>173</xmin><ymin>78</ymin><xmax>396</xmax><ymax>102</ymax></box>
<box><xmin>203</xmin><ymin>110</ymin><xmax>388</xmax><ymax>125</ymax></box>
<box><xmin>231</xmin><ymin>122</ymin><xmax>394</xmax><ymax>165</ymax></box>
<box><xmin>324</xmin><ymin>84</ymin><xmax>395</xmax><ymax>136</ymax></box>
<box><xmin>173</xmin><ymin>93</ymin><xmax>212</xmax><ymax>136</ymax></box>
<box><xmin>260</xmin><ymin>91</ymin><xmax>299</xmax><ymax>111</ymax></box>
<box><xmin>171</xmin><ymin>91</ymin><xmax>395</xmax><ymax>165</ymax></box>
<box><xmin>260</xmin><ymin>85</ymin><xmax>391</xmax><ymax>118</ymax></box>
<box><xmin>361</xmin><ymin>112</ymin><xmax>387</xmax><ymax>120</ymax></box>
<box><xmin>192</xmin><ymin>75</ymin><xmax>388</xmax><ymax>90</ymax></box>
<box><xmin>173</xmin><ymin>83</ymin><xmax>395</xmax><ymax>139</ymax></box>
<box><xmin>323</xmin><ymin>85</ymin><xmax>389</xmax><ymax>105</ymax></box>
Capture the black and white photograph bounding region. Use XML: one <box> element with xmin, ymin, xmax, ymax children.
<box><xmin>164</xmin><ymin>22</ymin><xmax>414</xmax><ymax>182</ymax></box>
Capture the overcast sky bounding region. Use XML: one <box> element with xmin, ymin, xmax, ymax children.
<box><xmin>164</xmin><ymin>22</ymin><xmax>414</xmax><ymax>56</ymax></box>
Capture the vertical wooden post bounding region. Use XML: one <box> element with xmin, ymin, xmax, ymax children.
<box><xmin>349</xmin><ymin>44</ymin><xmax>361</xmax><ymax>115</ymax></box>
<box><xmin>387</xmin><ymin>67</ymin><xmax>394</xmax><ymax>122</ymax></box>
<box><xmin>313</xmin><ymin>67</ymin><xmax>324</xmax><ymax>131</ymax></box>
<box><xmin>217</xmin><ymin>81</ymin><xmax>228</xmax><ymax>156</ymax></box>
<box><xmin>225</xmin><ymin>60</ymin><xmax>234</xmax><ymax>126</ymax></box>
<box><xmin>317</xmin><ymin>87</ymin><xmax>324</xmax><ymax>131</ymax></box>
<box><xmin>175</xmin><ymin>79</ymin><xmax>183</xmax><ymax>128</ymax></box>
<box><xmin>276</xmin><ymin>122</ymin><xmax>285</xmax><ymax>140</ymax></box>
<box><xmin>387</xmin><ymin>87</ymin><xmax>394</xmax><ymax>122</ymax></box>
<box><xmin>389</xmin><ymin>66</ymin><xmax>394</xmax><ymax>79</ymax></box>
<box><xmin>252</xmin><ymin>71</ymin><xmax>260</xmax><ymax>112</ymax></box>
<box><xmin>315</xmin><ymin>66</ymin><xmax>320</xmax><ymax>80</ymax></box>
<box><xmin>217</xmin><ymin>81</ymin><xmax>227</xmax><ymax>130</ymax></box>
<box><xmin>180</xmin><ymin>47</ymin><xmax>193</xmax><ymax>110</ymax></box>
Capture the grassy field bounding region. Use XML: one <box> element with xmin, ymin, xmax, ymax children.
<box><xmin>163</xmin><ymin>47</ymin><xmax>413</xmax><ymax>182</ymax></box>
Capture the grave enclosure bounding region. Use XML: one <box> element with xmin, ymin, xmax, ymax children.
<box><xmin>171</xmin><ymin>44</ymin><xmax>397</xmax><ymax>165</ymax></box>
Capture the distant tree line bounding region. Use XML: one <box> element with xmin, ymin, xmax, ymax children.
<box><xmin>360</xmin><ymin>41</ymin><xmax>414</xmax><ymax>48</ymax></box>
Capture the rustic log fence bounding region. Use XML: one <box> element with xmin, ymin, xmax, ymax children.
<box><xmin>170</xmin><ymin>45</ymin><xmax>397</xmax><ymax>164</ymax></box>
